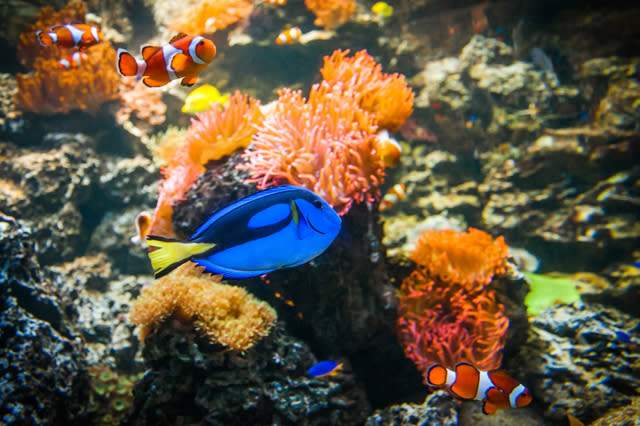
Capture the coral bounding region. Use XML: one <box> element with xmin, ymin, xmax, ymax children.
<box><xmin>129</xmin><ymin>264</ymin><xmax>277</xmax><ymax>351</ymax></box>
<box><xmin>17</xmin><ymin>0</ymin><xmax>87</xmax><ymax>68</ymax></box>
<box><xmin>522</xmin><ymin>272</ymin><xmax>581</xmax><ymax>316</ymax></box>
<box><xmin>169</xmin><ymin>0</ymin><xmax>253</xmax><ymax>34</ymax></box>
<box><xmin>410</xmin><ymin>227</ymin><xmax>509</xmax><ymax>290</ymax></box>
<box><xmin>240</xmin><ymin>82</ymin><xmax>384</xmax><ymax>215</ymax></box>
<box><xmin>365</xmin><ymin>391</ymin><xmax>458</xmax><ymax>426</ymax></box>
<box><xmin>16</xmin><ymin>42</ymin><xmax>120</xmax><ymax>115</ymax></box>
<box><xmin>151</xmin><ymin>126</ymin><xmax>186</xmax><ymax>166</ymax></box>
<box><xmin>149</xmin><ymin>91</ymin><xmax>261</xmax><ymax>237</ymax></box>
<box><xmin>87</xmin><ymin>366</ymin><xmax>144</xmax><ymax>426</ymax></box>
<box><xmin>116</xmin><ymin>78</ymin><xmax>167</xmax><ymax>127</ymax></box>
<box><xmin>320</xmin><ymin>49</ymin><xmax>415</xmax><ymax>132</ymax></box>
<box><xmin>396</xmin><ymin>228</ymin><xmax>510</xmax><ymax>374</ymax></box>
<box><xmin>0</xmin><ymin>217</ymin><xmax>91</xmax><ymax>424</ymax></box>
<box><xmin>304</xmin><ymin>0</ymin><xmax>355</xmax><ymax>30</ymax></box>
<box><xmin>526</xmin><ymin>303</ymin><xmax>640</xmax><ymax>422</ymax></box>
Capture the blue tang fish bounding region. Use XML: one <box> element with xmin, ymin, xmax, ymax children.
<box><xmin>307</xmin><ymin>360</ymin><xmax>343</xmax><ymax>377</ymax></box>
<box><xmin>147</xmin><ymin>186</ymin><xmax>342</xmax><ymax>279</ymax></box>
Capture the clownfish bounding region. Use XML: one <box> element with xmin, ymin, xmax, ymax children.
<box><xmin>58</xmin><ymin>51</ymin><xmax>88</xmax><ymax>70</ymax></box>
<box><xmin>374</xmin><ymin>129</ymin><xmax>402</xmax><ymax>168</ymax></box>
<box><xmin>307</xmin><ymin>360</ymin><xmax>343</xmax><ymax>377</ymax></box>
<box><xmin>116</xmin><ymin>33</ymin><xmax>216</xmax><ymax>88</ymax></box>
<box><xmin>146</xmin><ymin>186</ymin><xmax>341</xmax><ymax>279</ymax></box>
<box><xmin>36</xmin><ymin>23</ymin><xmax>104</xmax><ymax>50</ymax></box>
<box><xmin>264</xmin><ymin>0</ymin><xmax>287</xmax><ymax>4</ymax></box>
<box><xmin>378</xmin><ymin>183</ymin><xmax>405</xmax><ymax>212</ymax></box>
<box><xmin>276</xmin><ymin>27</ymin><xmax>302</xmax><ymax>45</ymax></box>
<box><xmin>131</xmin><ymin>211</ymin><xmax>152</xmax><ymax>245</ymax></box>
<box><xmin>426</xmin><ymin>362</ymin><xmax>532</xmax><ymax>415</ymax></box>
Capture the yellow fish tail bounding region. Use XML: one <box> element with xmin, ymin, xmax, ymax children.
<box><xmin>146</xmin><ymin>235</ymin><xmax>216</xmax><ymax>278</ymax></box>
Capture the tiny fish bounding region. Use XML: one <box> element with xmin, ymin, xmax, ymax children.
<box><xmin>117</xmin><ymin>33</ymin><xmax>216</xmax><ymax>88</ymax></box>
<box><xmin>36</xmin><ymin>23</ymin><xmax>103</xmax><ymax>50</ymax></box>
<box><xmin>58</xmin><ymin>50</ymin><xmax>88</xmax><ymax>70</ymax></box>
<box><xmin>374</xmin><ymin>129</ymin><xmax>402</xmax><ymax>168</ymax></box>
<box><xmin>147</xmin><ymin>186</ymin><xmax>342</xmax><ymax>279</ymax></box>
<box><xmin>427</xmin><ymin>362</ymin><xmax>532</xmax><ymax>415</ymax></box>
<box><xmin>371</xmin><ymin>1</ymin><xmax>393</xmax><ymax>18</ymax></box>
<box><xmin>276</xmin><ymin>27</ymin><xmax>302</xmax><ymax>45</ymax></box>
<box><xmin>379</xmin><ymin>183</ymin><xmax>405</xmax><ymax>212</ymax></box>
<box><xmin>307</xmin><ymin>360</ymin><xmax>343</xmax><ymax>377</ymax></box>
<box><xmin>465</xmin><ymin>114</ymin><xmax>478</xmax><ymax>128</ymax></box>
<box><xmin>182</xmin><ymin>84</ymin><xmax>229</xmax><ymax>113</ymax></box>
<box><xmin>131</xmin><ymin>211</ymin><xmax>152</xmax><ymax>245</ymax></box>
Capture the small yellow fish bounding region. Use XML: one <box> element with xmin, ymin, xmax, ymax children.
<box><xmin>371</xmin><ymin>1</ymin><xmax>393</xmax><ymax>18</ymax></box>
<box><xmin>182</xmin><ymin>84</ymin><xmax>229</xmax><ymax>114</ymax></box>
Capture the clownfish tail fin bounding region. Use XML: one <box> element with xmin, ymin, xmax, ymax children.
<box><xmin>36</xmin><ymin>31</ymin><xmax>52</xmax><ymax>47</ymax></box>
<box><xmin>146</xmin><ymin>235</ymin><xmax>215</xmax><ymax>278</ymax></box>
<box><xmin>426</xmin><ymin>364</ymin><xmax>449</xmax><ymax>387</ymax></box>
<box><xmin>116</xmin><ymin>48</ymin><xmax>146</xmax><ymax>77</ymax></box>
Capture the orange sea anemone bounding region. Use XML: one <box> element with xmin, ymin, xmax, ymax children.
<box><xmin>240</xmin><ymin>82</ymin><xmax>384</xmax><ymax>215</ymax></box>
<box><xmin>396</xmin><ymin>228</ymin><xmax>511</xmax><ymax>375</ymax></box>
<box><xmin>411</xmin><ymin>228</ymin><xmax>509</xmax><ymax>291</ymax></box>
<box><xmin>304</xmin><ymin>0</ymin><xmax>355</xmax><ymax>30</ymax></box>
<box><xmin>149</xmin><ymin>91</ymin><xmax>261</xmax><ymax>238</ymax></box>
<box><xmin>15</xmin><ymin>42</ymin><xmax>120</xmax><ymax>115</ymax></box>
<box><xmin>320</xmin><ymin>49</ymin><xmax>414</xmax><ymax>132</ymax></box>
<box><xmin>169</xmin><ymin>0</ymin><xmax>253</xmax><ymax>34</ymax></box>
<box><xmin>397</xmin><ymin>269</ymin><xmax>509</xmax><ymax>372</ymax></box>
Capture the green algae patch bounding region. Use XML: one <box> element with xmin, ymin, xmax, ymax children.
<box><xmin>523</xmin><ymin>272</ymin><xmax>581</xmax><ymax>315</ymax></box>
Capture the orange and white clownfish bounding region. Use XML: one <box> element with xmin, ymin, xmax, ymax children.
<box><xmin>374</xmin><ymin>129</ymin><xmax>403</xmax><ymax>168</ymax></box>
<box><xmin>58</xmin><ymin>50</ymin><xmax>88</xmax><ymax>70</ymax></box>
<box><xmin>264</xmin><ymin>0</ymin><xmax>287</xmax><ymax>4</ymax></box>
<box><xmin>116</xmin><ymin>33</ymin><xmax>216</xmax><ymax>88</ymax></box>
<box><xmin>276</xmin><ymin>27</ymin><xmax>302</xmax><ymax>45</ymax></box>
<box><xmin>130</xmin><ymin>211</ymin><xmax>152</xmax><ymax>245</ymax></box>
<box><xmin>426</xmin><ymin>362</ymin><xmax>532</xmax><ymax>415</ymax></box>
<box><xmin>36</xmin><ymin>23</ymin><xmax>103</xmax><ymax>50</ymax></box>
<box><xmin>378</xmin><ymin>183</ymin><xmax>405</xmax><ymax>211</ymax></box>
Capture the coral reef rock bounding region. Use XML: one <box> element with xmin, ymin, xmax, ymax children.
<box><xmin>525</xmin><ymin>302</ymin><xmax>640</xmax><ymax>423</ymax></box>
<box><xmin>0</xmin><ymin>216</ymin><xmax>91</xmax><ymax>425</ymax></box>
<box><xmin>126</xmin><ymin>325</ymin><xmax>371</xmax><ymax>426</ymax></box>
<box><xmin>365</xmin><ymin>391</ymin><xmax>458</xmax><ymax>426</ymax></box>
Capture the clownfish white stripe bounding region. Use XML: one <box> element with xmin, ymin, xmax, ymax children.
<box><xmin>90</xmin><ymin>26</ymin><xmax>100</xmax><ymax>42</ymax></box>
<box><xmin>189</xmin><ymin>36</ymin><xmax>206</xmax><ymax>64</ymax></box>
<box><xmin>475</xmin><ymin>371</ymin><xmax>494</xmax><ymax>401</ymax></box>
<box><xmin>66</xmin><ymin>24</ymin><xmax>86</xmax><ymax>44</ymax></box>
<box><xmin>163</xmin><ymin>44</ymin><xmax>181</xmax><ymax>77</ymax></box>
<box><xmin>509</xmin><ymin>384</ymin><xmax>526</xmax><ymax>408</ymax></box>
<box><xmin>50</xmin><ymin>32</ymin><xmax>58</xmax><ymax>43</ymax></box>
<box><xmin>445</xmin><ymin>368</ymin><xmax>456</xmax><ymax>386</ymax></box>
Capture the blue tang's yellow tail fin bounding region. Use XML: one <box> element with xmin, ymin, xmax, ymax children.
<box><xmin>147</xmin><ymin>235</ymin><xmax>216</xmax><ymax>278</ymax></box>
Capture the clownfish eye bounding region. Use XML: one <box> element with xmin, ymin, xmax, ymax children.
<box><xmin>198</xmin><ymin>41</ymin><xmax>204</xmax><ymax>46</ymax></box>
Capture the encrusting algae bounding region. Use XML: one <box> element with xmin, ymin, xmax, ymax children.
<box><xmin>129</xmin><ymin>264</ymin><xmax>277</xmax><ymax>352</ymax></box>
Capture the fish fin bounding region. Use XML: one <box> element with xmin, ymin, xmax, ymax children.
<box><xmin>291</xmin><ymin>201</ymin><xmax>313</xmax><ymax>239</ymax></box>
<box><xmin>116</xmin><ymin>49</ymin><xmax>138</xmax><ymax>77</ymax></box>
<box><xmin>181</xmin><ymin>75</ymin><xmax>198</xmax><ymax>87</ymax></box>
<box><xmin>451</xmin><ymin>363</ymin><xmax>480</xmax><ymax>400</ymax></box>
<box><xmin>142</xmin><ymin>77</ymin><xmax>170</xmax><ymax>88</ymax></box>
<box><xmin>140</xmin><ymin>44</ymin><xmax>160</xmax><ymax>61</ymax></box>
<box><xmin>426</xmin><ymin>364</ymin><xmax>448</xmax><ymax>387</ymax></box>
<box><xmin>146</xmin><ymin>235</ymin><xmax>216</xmax><ymax>278</ymax></box>
<box><xmin>36</xmin><ymin>31</ymin><xmax>52</xmax><ymax>46</ymax></box>
<box><xmin>169</xmin><ymin>33</ymin><xmax>189</xmax><ymax>43</ymax></box>
<box><xmin>192</xmin><ymin>258</ymin><xmax>273</xmax><ymax>279</ymax></box>
<box><xmin>482</xmin><ymin>400</ymin><xmax>498</xmax><ymax>415</ymax></box>
<box><xmin>170</xmin><ymin>53</ymin><xmax>191</xmax><ymax>72</ymax></box>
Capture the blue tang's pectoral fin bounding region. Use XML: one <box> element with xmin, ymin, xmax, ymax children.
<box><xmin>291</xmin><ymin>200</ymin><xmax>314</xmax><ymax>240</ymax></box>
